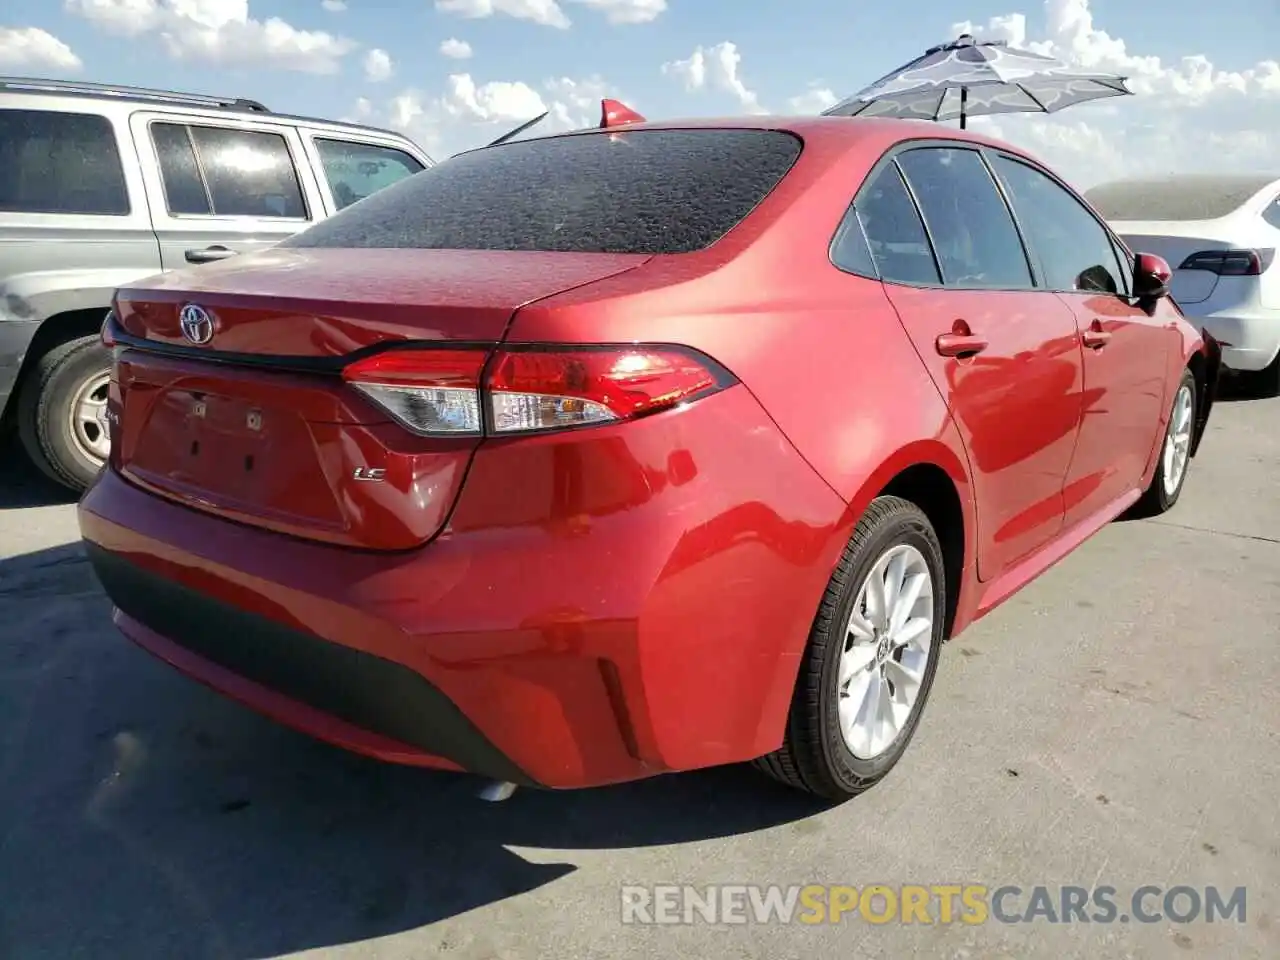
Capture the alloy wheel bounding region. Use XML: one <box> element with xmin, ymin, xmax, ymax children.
<box><xmin>837</xmin><ymin>543</ymin><xmax>935</xmax><ymax>760</ymax></box>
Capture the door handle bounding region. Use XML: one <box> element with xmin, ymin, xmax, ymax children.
<box><xmin>184</xmin><ymin>245</ymin><xmax>238</xmax><ymax>264</ymax></box>
<box><xmin>935</xmin><ymin>329</ymin><xmax>989</xmax><ymax>358</ymax></box>
<box><xmin>1081</xmin><ymin>320</ymin><xmax>1111</xmax><ymax>349</ymax></box>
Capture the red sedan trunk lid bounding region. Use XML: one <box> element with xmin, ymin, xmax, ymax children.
<box><xmin>109</xmin><ymin>248</ymin><xmax>649</xmax><ymax>550</ymax></box>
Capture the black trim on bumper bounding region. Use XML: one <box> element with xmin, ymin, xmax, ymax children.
<box><xmin>84</xmin><ymin>543</ymin><xmax>538</xmax><ymax>786</ymax></box>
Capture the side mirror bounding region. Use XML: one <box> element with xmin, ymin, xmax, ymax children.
<box><xmin>1132</xmin><ymin>252</ymin><xmax>1172</xmax><ymax>300</ymax></box>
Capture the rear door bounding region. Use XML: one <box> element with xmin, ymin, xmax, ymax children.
<box><xmin>128</xmin><ymin>111</ymin><xmax>326</xmax><ymax>271</ymax></box>
<box><xmin>297</xmin><ymin>131</ymin><xmax>428</xmax><ymax>216</ymax></box>
<box><xmin>991</xmin><ymin>154</ymin><xmax>1170</xmax><ymax>529</ymax></box>
<box><xmin>861</xmin><ymin>145</ymin><xmax>1084</xmax><ymax>581</ymax></box>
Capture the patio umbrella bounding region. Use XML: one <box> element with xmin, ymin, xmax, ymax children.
<box><xmin>822</xmin><ymin>34</ymin><xmax>1132</xmax><ymax>129</ymax></box>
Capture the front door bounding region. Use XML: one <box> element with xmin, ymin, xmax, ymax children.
<box><xmin>128</xmin><ymin>111</ymin><xmax>327</xmax><ymax>272</ymax></box>
<box><xmin>857</xmin><ymin>146</ymin><xmax>1084</xmax><ymax>581</ymax></box>
<box><xmin>990</xmin><ymin>154</ymin><xmax>1169</xmax><ymax>528</ymax></box>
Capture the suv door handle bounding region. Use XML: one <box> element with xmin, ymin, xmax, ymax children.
<box><xmin>1081</xmin><ymin>320</ymin><xmax>1111</xmax><ymax>349</ymax></box>
<box><xmin>935</xmin><ymin>327</ymin><xmax>989</xmax><ymax>358</ymax></box>
<box><xmin>185</xmin><ymin>245</ymin><xmax>238</xmax><ymax>264</ymax></box>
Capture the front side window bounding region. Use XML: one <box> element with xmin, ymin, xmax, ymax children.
<box><xmin>855</xmin><ymin>163</ymin><xmax>940</xmax><ymax>285</ymax></box>
<box><xmin>314</xmin><ymin>139</ymin><xmax>424</xmax><ymax>210</ymax></box>
<box><xmin>994</xmin><ymin>156</ymin><xmax>1127</xmax><ymax>295</ymax></box>
<box><xmin>283</xmin><ymin>128</ymin><xmax>802</xmax><ymax>254</ymax></box>
<box><xmin>153</xmin><ymin>124</ymin><xmax>307</xmax><ymax>219</ymax></box>
<box><xmin>0</xmin><ymin>109</ymin><xmax>129</xmax><ymax>215</ymax></box>
<box><xmin>896</xmin><ymin>147</ymin><xmax>1033</xmax><ymax>290</ymax></box>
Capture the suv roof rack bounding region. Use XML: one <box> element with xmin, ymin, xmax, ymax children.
<box><xmin>0</xmin><ymin>76</ymin><xmax>270</xmax><ymax>113</ymax></box>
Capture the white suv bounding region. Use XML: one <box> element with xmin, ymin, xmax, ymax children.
<box><xmin>1087</xmin><ymin>174</ymin><xmax>1280</xmax><ymax>396</ymax></box>
<box><xmin>1</xmin><ymin>76</ymin><xmax>435</xmax><ymax>491</ymax></box>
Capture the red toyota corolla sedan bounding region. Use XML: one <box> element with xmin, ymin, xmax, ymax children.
<box><xmin>78</xmin><ymin>106</ymin><xmax>1221</xmax><ymax>802</ymax></box>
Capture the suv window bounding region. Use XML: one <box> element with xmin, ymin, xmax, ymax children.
<box><xmin>282</xmin><ymin>129</ymin><xmax>802</xmax><ymax>254</ymax></box>
<box><xmin>896</xmin><ymin>147</ymin><xmax>1033</xmax><ymax>289</ymax></box>
<box><xmin>0</xmin><ymin>109</ymin><xmax>129</xmax><ymax>216</ymax></box>
<box><xmin>151</xmin><ymin>122</ymin><xmax>210</xmax><ymax>215</ymax></box>
<box><xmin>855</xmin><ymin>163</ymin><xmax>940</xmax><ymax>285</ymax></box>
<box><xmin>993</xmin><ymin>156</ymin><xmax>1126</xmax><ymax>295</ymax></box>
<box><xmin>1263</xmin><ymin>195</ymin><xmax>1280</xmax><ymax>230</ymax></box>
<box><xmin>314</xmin><ymin>139</ymin><xmax>424</xmax><ymax>210</ymax></box>
<box><xmin>150</xmin><ymin>122</ymin><xmax>307</xmax><ymax>219</ymax></box>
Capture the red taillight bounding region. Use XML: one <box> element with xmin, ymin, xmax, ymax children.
<box><xmin>1178</xmin><ymin>248</ymin><xmax>1274</xmax><ymax>276</ymax></box>
<box><xmin>487</xmin><ymin>347</ymin><xmax>727</xmax><ymax>433</ymax></box>
<box><xmin>342</xmin><ymin>348</ymin><xmax>488</xmax><ymax>436</ymax></box>
<box><xmin>341</xmin><ymin>345</ymin><xmax>734</xmax><ymax>437</ymax></box>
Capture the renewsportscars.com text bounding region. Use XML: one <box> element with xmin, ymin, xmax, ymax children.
<box><xmin>620</xmin><ymin>884</ymin><xmax>1247</xmax><ymax>926</ymax></box>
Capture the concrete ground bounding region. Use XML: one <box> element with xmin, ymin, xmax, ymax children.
<box><xmin>1</xmin><ymin>391</ymin><xmax>1277</xmax><ymax>960</ymax></box>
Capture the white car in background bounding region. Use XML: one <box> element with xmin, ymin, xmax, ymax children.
<box><xmin>1086</xmin><ymin>174</ymin><xmax>1280</xmax><ymax>396</ymax></box>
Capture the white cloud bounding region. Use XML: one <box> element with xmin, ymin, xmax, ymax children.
<box><xmin>434</xmin><ymin>0</ymin><xmax>570</xmax><ymax>29</ymax></box>
<box><xmin>364</xmin><ymin>48</ymin><xmax>393</xmax><ymax>82</ymax></box>
<box><xmin>788</xmin><ymin>85</ymin><xmax>838</xmax><ymax>114</ymax></box>
<box><xmin>434</xmin><ymin>0</ymin><xmax>664</xmax><ymax>28</ymax></box>
<box><xmin>951</xmin><ymin>0</ymin><xmax>1280</xmax><ymax>188</ymax></box>
<box><xmin>569</xmin><ymin>0</ymin><xmax>666</xmax><ymax>24</ymax></box>
<box><xmin>321</xmin><ymin>0</ymin><xmax>346</xmax><ymax>10</ymax></box>
<box><xmin>439</xmin><ymin>37</ymin><xmax>473</xmax><ymax>59</ymax></box>
<box><xmin>356</xmin><ymin>73</ymin><xmax>628</xmax><ymax>159</ymax></box>
<box><xmin>65</xmin><ymin>0</ymin><xmax>355</xmax><ymax>73</ymax></box>
<box><xmin>0</xmin><ymin>26</ymin><xmax>83</xmax><ymax>71</ymax></box>
<box><xmin>662</xmin><ymin>41</ymin><xmax>764</xmax><ymax>114</ymax></box>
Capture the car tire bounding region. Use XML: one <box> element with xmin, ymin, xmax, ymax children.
<box><xmin>1131</xmin><ymin>368</ymin><xmax>1197</xmax><ymax>518</ymax></box>
<box><xmin>754</xmin><ymin>495</ymin><xmax>946</xmax><ymax>802</ymax></box>
<box><xmin>17</xmin><ymin>335</ymin><xmax>112</xmax><ymax>493</ymax></box>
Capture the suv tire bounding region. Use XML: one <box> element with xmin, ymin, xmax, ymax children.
<box><xmin>17</xmin><ymin>335</ymin><xmax>112</xmax><ymax>493</ymax></box>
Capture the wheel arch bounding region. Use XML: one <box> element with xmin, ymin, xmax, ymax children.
<box><xmin>836</xmin><ymin>439</ymin><xmax>975</xmax><ymax>641</ymax></box>
<box><xmin>1184</xmin><ymin>329</ymin><xmax>1221</xmax><ymax>458</ymax></box>
<box><xmin>1</xmin><ymin>307</ymin><xmax>110</xmax><ymax>428</ymax></box>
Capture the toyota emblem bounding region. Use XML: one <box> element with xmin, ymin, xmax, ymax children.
<box><xmin>179</xmin><ymin>304</ymin><xmax>215</xmax><ymax>345</ymax></box>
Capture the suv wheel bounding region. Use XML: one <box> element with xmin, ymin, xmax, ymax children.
<box><xmin>17</xmin><ymin>335</ymin><xmax>112</xmax><ymax>492</ymax></box>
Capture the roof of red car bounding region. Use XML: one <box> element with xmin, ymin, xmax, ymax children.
<box><xmin>536</xmin><ymin>113</ymin><xmax>1032</xmax><ymax>164</ymax></box>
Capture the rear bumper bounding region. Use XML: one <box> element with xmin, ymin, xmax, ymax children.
<box><xmin>78</xmin><ymin>386</ymin><xmax>849</xmax><ymax>789</ymax></box>
<box><xmin>86</xmin><ymin>542</ymin><xmax>535</xmax><ymax>783</ymax></box>
<box><xmin>0</xmin><ymin>317</ymin><xmax>40</xmax><ymax>419</ymax></box>
<box><xmin>1184</xmin><ymin>309</ymin><xmax>1280</xmax><ymax>372</ymax></box>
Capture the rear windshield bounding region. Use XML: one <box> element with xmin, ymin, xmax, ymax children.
<box><xmin>281</xmin><ymin>128</ymin><xmax>803</xmax><ymax>255</ymax></box>
<box><xmin>1085</xmin><ymin>175</ymin><xmax>1278</xmax><ymax>221</ymax></box>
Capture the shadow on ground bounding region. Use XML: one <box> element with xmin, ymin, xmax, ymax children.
<box><xmin>0</xmin><ymin>434</ymin><xmax>79</xmax><ymax>510</ymax></box>
<box><xmin>0</xmin><ymin>541</ymin><xmax>827</xmax><ymax>959</ymax></box>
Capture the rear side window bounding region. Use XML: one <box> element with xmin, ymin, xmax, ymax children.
<box><xmin>855</xmin><ymin>163</ymin><xmax>940</xmax><ymax>285</ymax></box>
<box><xmin>896</xmin><ymin>148</ymin><xmax>1033</xmax><ymax>289</ymax></box>
<box><xmin>0</xmin><ymin>109</ymin><xmax>129</xmax><ymax>216</ymax></box>
<box><xmin>1264</xmin><ymin>195</ymin><xmax>1280</xmax><ymax>230</ymax></box>
<box><xmin>151</xmin><ymin>122</ymin><xmax>307</xmax><ymax>219</ymax></box>
<box><xmin>314</xmin><ymin>139</ymin><xmax>424</xmax><ymax>210</ymax></box>
<box><xmin>994</xmin><ymin>156</ymin><xmax>1126</xmax><ymax>295</ymax></box>
<box><xmin>282</xmin><ymin>129</ymin><xmax>802</xmax><ymax>254</ymax></box>
<box><xmin>829</xmin><ymin>210</ymin><xmax>877</xmax><ymax>278</ymax></box>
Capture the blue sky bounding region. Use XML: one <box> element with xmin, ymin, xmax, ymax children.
<box><xmin>4</xmin><ymin>1</ymin><xmax>1279</xmax><ymax>186</ymax></box>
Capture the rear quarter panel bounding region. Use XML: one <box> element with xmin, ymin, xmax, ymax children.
<box><xmin>509</xmin><ymin>127</ymin><xmax>977</xmax><ymax>636</ymax></box>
